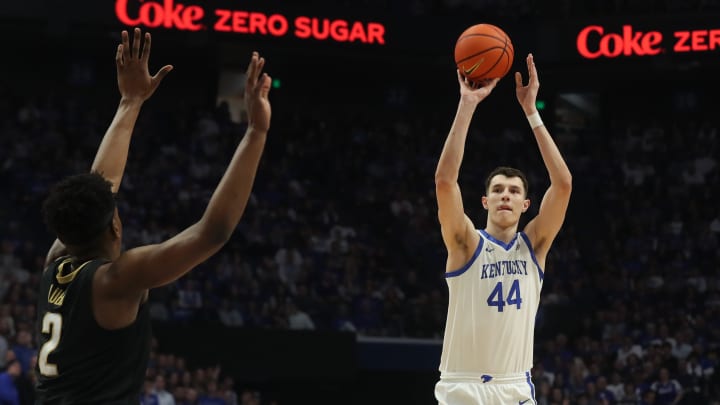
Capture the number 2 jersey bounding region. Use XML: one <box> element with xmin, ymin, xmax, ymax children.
<box><xmin>439</xmin><ymin>230</ymin><xmax>544</xmax><ymax>375</ymax></box>
<box><xmin>35</xmin><ymin>256</ymin><xmax>151</xmax><ymax>404</ymax></box>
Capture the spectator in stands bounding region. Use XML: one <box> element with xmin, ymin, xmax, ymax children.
<box><xmin>0</xmin><ymin>324</ymin><xmax>8</xmax><ymax>371</ymax></box>
<box><xmin>217</xmin><ymin>299</ymin><xmax>244</xmax><ymax>327</ymax></box>
<box><xmin>640</xmin><ymin>389</ymin><xmax>657</xmax><ymax>405</ymax></box>
<box><xmin>154</xmin><ymin>375</ymin><xmax>175</xmax><ymax>405</ymax></box>
<box><xmin>141</xmin><ymin>378</ymin><xmax>159</xmax><ymax>405</ymax></box>
<box><xmin>596</xmin><ymin>375</ymin><xmax>617</xmax><ymax>404</ymax></box>
<box><xmin>179</xmin><ymin>387</ymin><xmax>199</xmax><ymax>405</ymax></box>
<box><xmin>198</xmin><ymin>380</ymin><xmax>226</xmax><ymax>405</ymax></box>
<box><xmin>617</xmin><ymin>382</ymin><xmax>640</xmax><ymax>405</ymax></box>
<box><xmin>650</xmin><ymin>368</ymin><xmax>683</xmax><ymax>405</ymax></box>
<box><xmin>9</xmin><ymin>332</ymin><xmax>34</xmax><ymax>377</ymax></box>
<box><xmin>0</xmin><ymin>359</ymin><xmax>21</xmax><ymax>405</ymax></box>
<box><xmin>286</xmin><ymin>300</ymin><xmax>315</xmax><ymax>330</ymax></box>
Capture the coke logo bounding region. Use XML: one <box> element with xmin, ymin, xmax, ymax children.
<box><xmin>577</xmin><ymin>25</ymin><xmax>662</xmax><ymax>58</ymax></box>
<box><xmin>113</xmin><ymin>0</ymin><xmax>387</xmax><ymax>44</ymax></box>
<box><xmin>116</xmin><ymin>0</ymin><xmax>204</xmax><ymax>31</ymax></box>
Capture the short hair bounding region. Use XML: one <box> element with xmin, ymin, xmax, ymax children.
<box><xmin>41</xmin><ymin>172</ymin><xmax>116</xmax><ymax>246</ymax></box>
<box><xmin>484</xmin><ymin>166</ymin><xmax>529</xmax><ymax>197</ymax></box>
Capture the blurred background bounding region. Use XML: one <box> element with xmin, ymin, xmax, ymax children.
<box><xmin>1</xmin><ymin>0</ymin><xmax>719</xmax><ymax>404</ymax></box>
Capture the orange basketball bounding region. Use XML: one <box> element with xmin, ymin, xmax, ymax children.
<box><xmin>454</xmin><ymin>23</ymin><xmax>514</xmax><ymax>82</ymax></box>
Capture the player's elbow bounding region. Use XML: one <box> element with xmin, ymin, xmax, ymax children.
<box><xmin>197</xmin><ymin>219</ymin><xmax>234</xmax><ymax>249</ymax></box>
<box><xmin>435</xmin><ymin>180</ymin><xmax>454</xmax><ymax>198</ymax></box>
<box><xmin>556</xmin><ymin>173</ymin><xmax>572</xmax><ymax>193</ymax></box>
<box><xmin>435</xmin><ymin>174</ymin><xmax>456</xmax><ymax>192</ymax></box>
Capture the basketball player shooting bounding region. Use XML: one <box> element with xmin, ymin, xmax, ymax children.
<box><xmin>35</xmin><ymin>28</ymin><xmax>272</xmax><ymax>402</ymax></box>
<box><xmin>433</xmin><ymin>53</ymin><xmax>572</xmax><ymax>405</ymax></box>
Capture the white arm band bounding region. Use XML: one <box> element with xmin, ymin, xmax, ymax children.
<box><xmin>526</xmin><ymin>111</ymin><xmax>544</xmax><ymax>129</ymax></box>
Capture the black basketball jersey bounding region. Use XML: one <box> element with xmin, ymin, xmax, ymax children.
<box><xmin>35</xmin><ymin>256</ymin><xmax>151</xmax><ymax>405</ymax></box>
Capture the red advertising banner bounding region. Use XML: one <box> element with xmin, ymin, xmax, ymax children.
<box><xmin>576</xmin><ymin>23</ymin><xmax>720</xmax><ymax>58</ymax></box>
<box><xmin>1</xmin><ymin>1</ymin><xmax>718</xmax><ymax>71</ymax></box>
<box><xmin>114</xmin><ymin>0</ymin><xmax>386</xmax><ymax>45</ymax></box>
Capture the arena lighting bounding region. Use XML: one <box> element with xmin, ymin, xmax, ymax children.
<box><xmin>114</xmin><ymin>0</ymin><xmax>386</xmax><ymax>44</ymax></box>
<box><xmin>576</xmin><ymin>24</ymin><xmax>720</xmax><ymax>58</ymax></box>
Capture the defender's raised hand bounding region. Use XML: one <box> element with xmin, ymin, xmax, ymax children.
<box><xmin>514</xmin><ymin>53</ymin><xmax>540</xmax><ymax>115</ymax></box>
<box><xmin>116</xmin><ymin>28</ymin><xmax>173</xmax><ymax>102</ymax></box>
<box><xmin>244</xmin><ymin>52</ymin><xmax>272</xmax><ymax>133</ymax></box>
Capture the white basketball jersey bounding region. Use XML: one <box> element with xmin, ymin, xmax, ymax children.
<box><xmin>439</xmin><ymin>229</ymin><xmax>544</xmax><ymax>375</ymax></box>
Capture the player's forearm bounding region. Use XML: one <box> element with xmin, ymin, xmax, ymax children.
<box><xmin>201</xmin><ymin>128</ymin><xmax>267</xmax><ymax>241</ymax></box>
<box><xmin>436</xmin><ymin>99</ymin><xmax>476</xmax><ymax>183</ymax></box>
<box><xmin>90</xmin><ymin>98</ymin><xmax>144</xmax><ymax>193</ymax></box>
<box><xmin>532</xmin><ymin>125</ymin><xmax>572</xmax><ymax>188</ymax></box>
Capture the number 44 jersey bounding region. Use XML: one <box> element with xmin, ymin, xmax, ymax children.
<box><xmin>439</xmin><ymin>230</ymin><xmax>544</xmax><ymax>375</ymax></box>
<box><xmin>35</xmin><ymin>256</ymin><xmax>151</xmax><ymax>404</ymax></box>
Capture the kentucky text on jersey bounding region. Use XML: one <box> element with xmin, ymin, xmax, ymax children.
<box><xmin>480</xmin><ymin>260</ymin><xmax>528</xmax><ymax>279</ymax></box>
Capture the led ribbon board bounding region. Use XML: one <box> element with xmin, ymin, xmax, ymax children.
<box><xmin>577</xmin><ymin>24</ymin><xmax>720</xmax><ymax>58</ymax></box>
<box><xmin>115</xmin><ymin>0</ymin><xmax>387</xmax><ymax>45</ymax></box>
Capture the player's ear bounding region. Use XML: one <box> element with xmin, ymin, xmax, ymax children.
<box><xmin>522</xmin><ymin>198</ymin><xmax>530</xmax><ymax>213</ymax></box>
<box><xmin>482</xmin><ymin>196</ymin><xmax>489</xmax><ymax>210</ymax></box>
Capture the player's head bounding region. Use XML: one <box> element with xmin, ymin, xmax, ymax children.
<box><xmin>484</xmin><ymin>166</ymin><xmax>528</xmax><ymax>196</ymax></box>
<box><xmin>5</xmin><ymin>359</ymin><xmax>21</xmax><ymax>377</ymax></box>
<box><xmin>42</xmin><ymin>172</ymin><xmax>122</xmax><ymax>257</ymax></box>
<box><xmin>482</xmin><ymin>166</ymin><xmax>530</xmax><ymax>227</ymax></box>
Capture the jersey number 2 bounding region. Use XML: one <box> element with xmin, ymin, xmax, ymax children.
<box><xmin>39</xmin><ymin>313</ymin><xmax>62</xmax><ymax>377</ymax></box>
<box><xmin>487</xmin><ymin>279</ymin><xmax>522</xmax><ymax>312</ymax></box>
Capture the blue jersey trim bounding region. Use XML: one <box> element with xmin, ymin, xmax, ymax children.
<box><xmin>445</xmin><ymin>235</ymin><xmax>484</xmax><ymax>278</ymax></box>
<box><xmin>479</xmin><ymin>229</ymin><xmax>518</xmax><ymax>251</ymax></box>
<box><xmin>519</xmin><ymin>232</ymin><xmax>544</xmax><ymax>282</ymax></box>
<box><xmin>525</xmin><ymin>371</ymin><xmax>537</xmax><ymax>403</ymax></box>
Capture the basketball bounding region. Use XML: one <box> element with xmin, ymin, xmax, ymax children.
<box><xmin>454</xmin><ymin>23</ymin><xmax>514</xmax><ymax>82</ymax></box>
